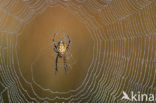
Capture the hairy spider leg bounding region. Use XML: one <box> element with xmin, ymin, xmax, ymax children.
<box><xmin>55</xmin><ymin>54</ymin><xmax>59</xmax><ymax>71</ymax></box>
<box><xmin>63</xmin><ymin>56</ymin><xmax>68</xmax><ymax>72</ymax></box>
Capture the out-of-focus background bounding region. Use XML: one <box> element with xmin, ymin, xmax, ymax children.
<box><xmin>0</xmin><ymin>0</ymin><xmax>155</xmax><ymax>103</ymax></box>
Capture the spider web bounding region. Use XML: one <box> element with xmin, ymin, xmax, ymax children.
<box><xmin>0</xmin><ymin>0</ymin><xmax>156</xmax><ymax>103</ymax></box>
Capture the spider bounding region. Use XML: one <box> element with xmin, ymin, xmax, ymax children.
<box><xmin>52</xmin><ymin>33</ymin><xmax>71</xmax><ymax>72</ymax></box>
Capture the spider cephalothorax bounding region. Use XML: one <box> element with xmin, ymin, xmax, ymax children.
<box><xmin>52</xmin><ymin>33</ymin><xmax>71</xmax><ymax>72</ymax></box>
<box><xmin>57</xmin><ymin>41</ymin><xmax>66</xmax><ymax>57</ymax></box>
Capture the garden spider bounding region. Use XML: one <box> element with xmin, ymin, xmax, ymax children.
<box><xmin>52</xmin><ymin>33</ymin><xmax>71</xmax><ymax>72</ymax></box>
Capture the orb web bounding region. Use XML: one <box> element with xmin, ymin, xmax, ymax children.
<box><xmin>0</xmin><ymin>0</ymin><xmax>155</xmax><ymax>103</ymax></box>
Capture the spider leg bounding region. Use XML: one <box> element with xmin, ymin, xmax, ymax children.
<box><xmin>66</xmin><ymin>35</ymin><xmax>71</xmax><ymax>51</ymax></box>
<box><xmin>53</xmin><ymin>47</ymin><xmax>58</xmax><ymax>53</ymax></box>
<box><xmin>52</xmin><ymin>33</ymin><xmax>57</xmax><ymax>48</ymax></box>
<box><xmin>63</xmin><ymin>56</ymin><xmax>68</xmax><ymax>72</ymax></box>
<box><xmin>55</xmin><ymin>54</ymin><xmax>59</xmax><ymax>72</ymax></box>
